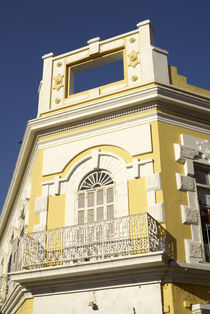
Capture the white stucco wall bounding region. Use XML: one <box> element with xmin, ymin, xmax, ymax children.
<box><xmin>33</xmin><ymin>282</ymin><xmax>162</xmax><ymax>314</ymax></box>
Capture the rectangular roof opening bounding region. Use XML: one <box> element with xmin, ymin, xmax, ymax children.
<box><xmin>68</xmin><ymin>51</ymin><xmax>124</xmax><ymax>95</ymax></box>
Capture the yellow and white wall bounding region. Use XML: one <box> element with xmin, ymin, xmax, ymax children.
<box><xmin>0</xmin><ymin>20</ymin><xmax>210</xmax><ymax>314</ymax></box>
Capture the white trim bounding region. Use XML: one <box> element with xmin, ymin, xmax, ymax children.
<box><xmin>42</xmin><ymin>123</ymin><xmax>152</xmax><ymax>176</ymax></box>
<box><xmin>146</xmin><ymin>174</ymin><xmax>161</xmax><ymax>191</ymax></box>
<box><xmin>52</xmin><ymin>29</ymin><xmax>138</xmax><ymax>61</ymax></box>
<box><xmin>39</xmin><ymin>115</ymin><xmax>153</xmax><ymax>150</ymax></box>
<box><xmin>174</xmin><ymin>134</ymin><xmax>210</xmax><ymax>263</ymax></box>
<box><xmin>192</xmin><ymin>303</ymin><xmax>210</xmax><ymax>314</ymax></box>
<box><xmin>62</xmin><ymin>151</ymin><xmax>129</xmax><ymax>226</ymax></box>
<box><xmin>148</xmin><ymin>203</ymin><xmax>165</xmax><ymax>223</ymax></box>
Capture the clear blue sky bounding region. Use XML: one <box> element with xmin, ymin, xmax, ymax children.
<box><xmin>0</xmin><ymin>0</ymin><xmax>209</xmax><ymax>211</ymax></box>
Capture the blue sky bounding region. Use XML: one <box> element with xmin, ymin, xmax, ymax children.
<box><xmin>0</xmin><ymin>0</ymin><xmax>209</xmax><ymax>211</ymax></box>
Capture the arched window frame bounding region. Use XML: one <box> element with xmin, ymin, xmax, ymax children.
<box><xmin>77</xmin><ymin>170</ymin><xmax>115</xmax><ymax>224</ymax></box>
<box><xmin>64</xmin><ymin>151</ymin><xmax>129</xmax><ymax>227</ymax></box>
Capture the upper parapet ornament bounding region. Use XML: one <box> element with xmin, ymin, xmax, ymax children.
<box><xmin>53</xmin><ymin>74</ymin><xmax>64</xmax><ymax>91</ymax></box>
<box><xmin>128</xmin><ymin>50</ymin><xmax>139</xmax><ymax>68</ymax></box>
<box><xmin>37</xmin><ymin>20</ymin><xmax>169</xmax><ymax>117</ymax></box>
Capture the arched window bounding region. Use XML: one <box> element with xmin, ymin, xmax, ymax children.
<box><xmin>77</xmin><ymin>170</ymin><xmax>114</xmax><ymax>224</ymax></box>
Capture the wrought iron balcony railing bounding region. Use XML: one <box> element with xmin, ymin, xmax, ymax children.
<box><xmin>21</xmin><ymin>213</ymin><xmax>169</xmax><ymax>270</ymax></box>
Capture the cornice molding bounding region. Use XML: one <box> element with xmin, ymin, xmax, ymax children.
<box><xmin>9</xmin><ymin>255</ymin><xmax>210</xmax><ymax>297</ymax></box>
<box><xmin>0</xmin><ymin>283</ymin><xmax>31</xmax><ymax>314</ymax></box>
<box><xmin>2</xmin><ymin>255</ymin><xmax>209</xmax><ymax>313</ymax></box>
<box><xmin>39</xmin><ymin>84</ymin><xmax>209</xmax><ymax>124</ymax></box>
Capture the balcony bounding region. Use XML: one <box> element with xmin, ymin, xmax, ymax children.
<box><xmin>0</xmin><ymin>213</ymin><xmax>175</xmax><ymax>309</ymax></box>
<box><xmin>20</xmin><ymin>213</ymin><xmax>171</xmax><ymax>270</ymax></box>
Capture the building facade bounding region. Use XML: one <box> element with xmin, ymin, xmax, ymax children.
<box><xmin>0</xmin><ymin>20</ymin><xmax>210</xmax><ymax>314</ymax></box>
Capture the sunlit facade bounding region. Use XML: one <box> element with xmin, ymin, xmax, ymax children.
<box><xmin>0</xmin><ymin>20</ymin><xmax>210</xmax><ymax>314</ymax></box>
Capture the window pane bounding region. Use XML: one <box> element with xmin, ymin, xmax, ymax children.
<box><xmin>195</xmin><ymin>166</ymin><xmax>210</xmax><ymax>185</ymax></box>
<box><xmin>87</xmin><ymin>209</ymin><xmax>94</xmax><ymax>223</ymax></box>
<box><xmin>107</xmin><ymin>205</ymin><xmax>114</xmax><ymax>219</ymax></box>
<box><xmin>97</xmin><ymin>207</ymin><xmax>104</xmax><ymax>221</ymax></box>
<box><xmin>87</xmin><ymin>191</ymin><xmax>94</xmax><ymax>207</ymax></box>
<box><xmin>97</xmin><ymin>190</ymin><xmax>103</xmax><ymax>205</ymax></box>
<box><xmin>107</xmin><ymin>187</ymin><xmax>114</xmax><ymax>203</ymax></box>
<box><xmin>78</xmin><ymin>193</ymin><xmax>85</xmax><ymax>209</ymax></box>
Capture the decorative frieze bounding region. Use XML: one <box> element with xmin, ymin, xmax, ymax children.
<box><xmin>181</xmin><ymin>205</ymin><xmax>199</xmax><ymax>224</ymax></box>
<box><xmin>176</xmin><ymin>174</ymin><xmax>195</xmax><ymax>192</ymax></box>
<box><xmin>174</xmin><ymin>144</ymin><xmax>199</xmax><ymax>164</ymax></box>
<box><xmin>185</xmin><ymin>240</ymin><xmax>204</xmax><ymax>263</ymax></box>
<box><xmin>189</xmin><ymin>242</ymin><xmax>203</xmax><ymax>258</ymax></box>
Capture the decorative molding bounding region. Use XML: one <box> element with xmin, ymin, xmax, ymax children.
<box><xmin>61</xmin><ymin>151</ymin><xmax>129</xmax><ymax>226</ymax></box>
<box><xmin>129</xmin><ymin>37</ymin><xmax>136</xmax><ymax>43</ymax></box>
<box><xmin>53</xmin><ymin>74</ymin><xmax>64</xmax><ymax>91</ymax></box>
<box><xmin>55</xmin><ymin>98</ymin><xmax>61</xmax><ymax>104</ymax></box>
<box><xmin>87</xmin><ymin>37</ymin><xmax>100</xmax><ymax>55</ymax></box>
<box><xmin>36</xmin><ymin>97</ymin><xmax>209</xmax><ymax>142</ymax></box>
<box><xmin>189</xmin><ymin>242</ymin><xmax>203</xmax><ymax>258</ymax></box>
<box><xmin>184</xmin><ymin>159</ymin><xmax>194</xmax><ymax>176</ymax></box>
<box><xmin>181</xmin><ymin>205</ymin><xmax>199</xmax><ymax>225</ymax></box>
<box><xmin>146</xmin><ymin>174</ymin><xmax>161</xmax><ymax>191</ymax></box>
<box><xmin>25</xmin><ymin>183</ymin><xmax>31</xmax><ymax>200</ymax></box>
<box><xmin>176</xmin><ymin>174</ymin><xmax>195</xmax><ymax>192</ymax></box>
<box><xmin>53</xmin><ymin>176</ymin><xmax>60</xmax><ymax>195</ymax></box>
<box><xmin>192</xmin><ymin>304</ymin><xmax>210</xmax><ymax>313</ymax></box>
<box><xmin>42</xmin><ymin>123</ymin><xmax>152</xmax><ymax>176</ymax></box>
<box><xmin>91</xmin><ymin>149</ymin><xmax>100</xmax><ymax>169</ymax></box>
<box><xmin>19</xmin><ymin>203</ymin><xmax>25</xmax><ymax>219</ymax></box>
<box><xmin>128</xmin><ymin>50</ymin><xmax>139</xmax><ymax>68</ymax></box>
<box><xmin>198</xmin><ymin>140</ymin><xmax>210</xmax><ymax>161</ymax></box>
<box><xmin>126</xmin><ymin>158</ymin><xmax>153</xmax><ymax>180</ymax></box>
<box><xmin>35</xmin><ymin>196</ymin><xmax>48</xmax><ymax>214</ymax></box>
<box><xmin>185</xmin><ymin>240</ymin><xmax>204</xmax><ymax>263</ymax></box>
<box><xmin>40</xmin><ymin>104</ymin><xmax>158</xmax><ymax>139</ymax></box>
<box><xmin>174</xmin><ymin>144</ymin><xmax>199</xmax><ymax>164</ymax></box>
<box><xmin>131</xmin><ymin>158</ymin><xmax>140</xmax><ymax>178</ymax></box>
<box><xmin>131</xmin><ymin>75</ymin><xmax>138</xmax><ymax>82</ymax></box>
